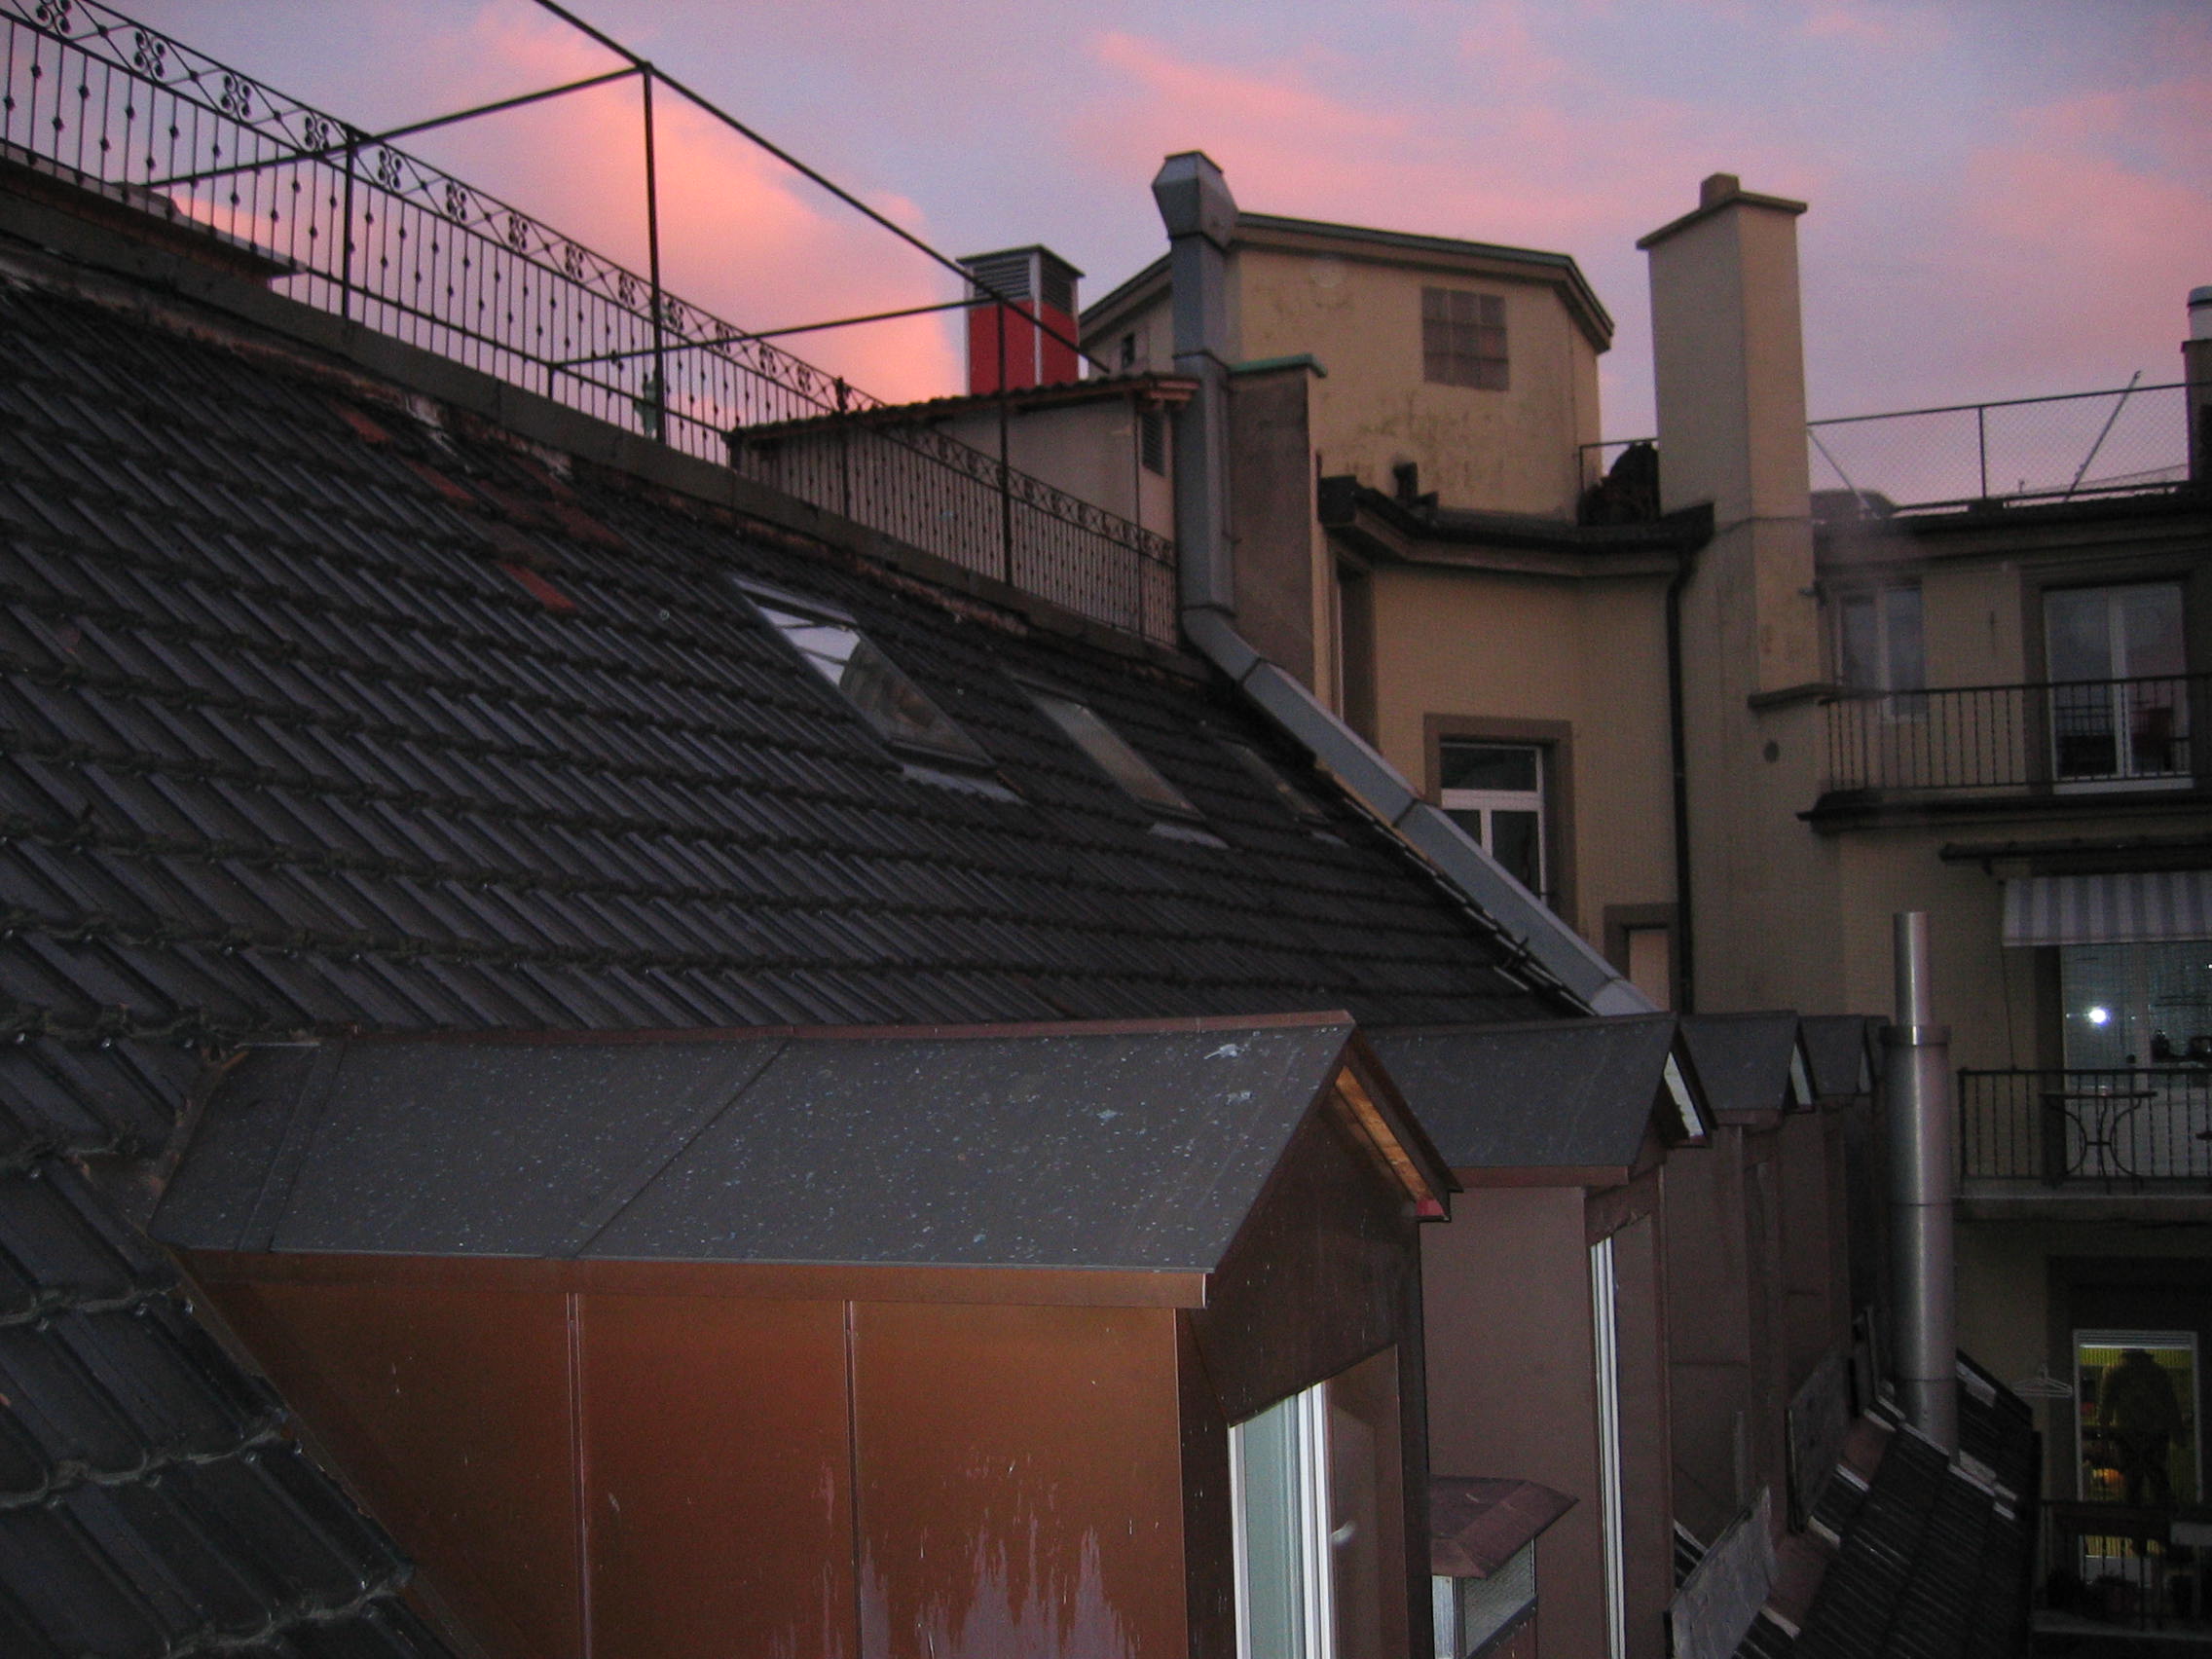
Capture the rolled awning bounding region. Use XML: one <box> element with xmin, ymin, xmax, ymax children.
<box><xmin>2003</xmin><ymin>870</ymin><xmax>2212</xmax><ymax>946</ymax></box>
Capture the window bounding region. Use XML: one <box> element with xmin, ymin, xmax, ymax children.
<box><xmin>1140</xmin><ymin>408</ymin><xmax>1167</xmax><ymax>475</ymax></box>
<box><xmin>1837</xmin><ymin>584</ymin><xmax>1925</xmax><ymax>696</ymax></box>
<box><xmin>2074</xmin><ymin>1331</ymin><xmax>2197</xmax><ymax>1506</ymax></box>
<box><xmin>1231</xmin><ymin>1352</ymin><xmax>1401</xmax><ymax>1659</ymax></box>
<box><xmin>749</xmin><ymin>594</ymin><xmax>992</xmax><ymax>767</ymax></box>
<box><xmin>1591</xmin><ymin>1236</ymin><xmax>1629</xmax><ymax>1659</ymax></box>
<box><xmin>1119</xmin><ymin>331</ymin><xmax>1138</xmax><ymax>371</ymax></box>
<box><xmin>1421</xmin><ymin>288</ymin><xmax>1508</xmax><ymax>391</ymax></box>
<box><xmin>1221</xmin><ymin>738</ymin><xmax>1330</xmax><ymax>824</ymax></box>
<box><xmin>1026</xmin><ymin>688</ymin><xmax>1201</xmax><ymax>819</ymax></box>
<box><xmin>2059</xmin><ymin>940</ymin><xmax>2212</xmax><ymax>1070</ymax></box>
<box><xmin>1440</xmin><ymin>741</ymin><xmax>1548</xmax><ymax>903</ymax></box>
<box><xmin>2045</xmin><ymin>583</ymin><xmax>2190</xmax><ymax>784</ymax></box>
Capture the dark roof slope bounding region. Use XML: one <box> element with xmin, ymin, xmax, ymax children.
<box><xmin>157</xmin><ymin>1019</ymin><xmax>1380</xmax><ymax>1273</ymax></box>
<box><xmin>0</xmin><ymin>1152</ymin><xmax>446</xmax><ymax>1658</ymax></box>
<box><xmin>1371</xmin><ymin>1014</ymin><xmax>1689</xmax><ymax>1171</ymax></box>
<box><xmin>0</xmin><ymin>275</ymin><xmax>1558</xmax><ymax>1125</ymax></box>
<box><xmin>1680</xmin><ymin>1014</ymin><xmax>1810</xmax><ymax>1123</ymax></box>
<box><xmin>0</xmin><ymin>211</ymin><xmax>1559</xmax><ymax>1657</ymax></box>
<box><xmin>1799</xmin><ymin>1014</ymin><xmax>1877</xmax><ymax>1102</ymax></box>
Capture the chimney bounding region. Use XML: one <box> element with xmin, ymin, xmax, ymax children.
<box><xmin>959</xmin><ymin>246</ymin><xmax>1084</xmax><ymax>395</ymax></box>
<box><xmin>1152</xmin><ymin>152</ymin><xmax>1237</xmax><ymax>618</ymax></box>
<box><xmin>2187</xmin><ymin>285</ymin><xmax>2212</xmax><ymax>483</ymax></box>
<box><xmin>1639</xmin><ymin>172</ymin><xmax>1820</xmax><ymax>693</ymax></box>
<box><xmin>1883</xmin><ymin>911</ymin><xmax>1957</xmax><ymax>1452</ymax></box>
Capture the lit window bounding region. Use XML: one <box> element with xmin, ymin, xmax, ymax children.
<box><xmin>1028</xmin><ymin>689</ymin><xmax>1200</xmax><ymax>819</ymax></box>
<box><xmin>1439</xmin><ymin>741</ymin><xmax>1547</xmax><ymax>903</ymax></box>
<box><xmin>750</xmin><ymin>595</ymin><xmax>992</xmax><ymax>766</ymax></box>
<box><xmin>1421</xmin><ymin>288</ymin><xmax>1508</xmax><ymax>391</ymax></box>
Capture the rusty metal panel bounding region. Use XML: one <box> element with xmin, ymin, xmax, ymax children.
<box><xmin>851</xmin><ymin>1300</ymin><xmax>1186</xmax><ymax>1659</ymax></box>
<box><xmin>205</xmin><ymin>1278</ymin><xmax>580</xmax><ymax>1659</ymax></box>
<box><xmin>1175</xmin><ymin>1311</ymin><xmax>1235</xmax><ymax>1659</ymax></box>
<box><xmin>578</xmin><ymin>1293</ymin><xmax>854</xmax><ymax>1659</ymax></box>
<box><xmin>1194</xmin><ymin>1104</ymin><xmax>1419</xmax><ymax>1426</ymax></box>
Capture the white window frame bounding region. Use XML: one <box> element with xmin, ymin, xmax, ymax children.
<box><xmin>1230</xmin><ymin>1382</ymin><xmax>1338</xmax><ymax>1659</ymax></box>
<box><xmin>1590</xmin><ymin>1235</ymin><xmax>1629</xmax><ymax>1659</ymax></box>
<box><xmin>1439</xmin><ymin>742</ymin><xmax>1548</xmax><ymax>903</ymax></box>
<box><xmin>2044</xmin><ymin>581</ymin><xmax>2191</xmax><ymax>792</ymax></box>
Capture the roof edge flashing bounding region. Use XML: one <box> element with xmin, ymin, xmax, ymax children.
<box><xmin>1181</xmin><ymin>608</ymin><xmax>1651</xmax><ymax>1015</ymax></box>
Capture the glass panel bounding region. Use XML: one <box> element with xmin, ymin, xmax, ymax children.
<box><xmin>2046</xmin><ymin>588</ymin><xmax>2117</xmax><ymax>682</ymax></box>
<box><xmin>1883</xmin><ymin>586</ymin><xmax>1926</xmax><ymax>692</ymax></box>
<box><xmin>1438</xmin><ymin>742</ymin><xmax>1539</xmax><ymax>793</ymax></box>
<box><xmin>2115</xmin><ymin>584</ymin><xmax>2186</xmax><ymax>680</ymax></box>
<box><xmin>2076</xmin><ymin>1333</ymin><xmax>2198</xmax><ymax>1507</ymax></box>
<box><xmin>1839</xmin><ymin>593</ymin><xmax>1878</xmax><ymax>688</ymax></box>
<box><xmin>2059</xmin><ymin>941</ymin><xmax>2212</xmax><ymax>1069</ymax></box>
<box><xmin>756</xmin><ymin>602</ymin><xmax>990</xmax><ymax>764</ymax></box>
<box><xmin>1235</xmin><ymin>1394</ymin><xmax>1312</xmax><ymax>1659</ymax></box>
<box><xmin>1030</xmin><ymin>691</ymin><xmax>1200</xmax><ymax>818</ymax></box>
<box><xmin>1491</xmin><ymin>810</ymin><xmax>1543</xmax><ymax>896</ymax></box>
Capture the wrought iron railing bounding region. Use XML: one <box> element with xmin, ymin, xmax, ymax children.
<box><xmin>1808</xmin><ymin>382</ymin><xmax>2194</xmax><ymax>515</ymax></box>
<box><xmin>2039</xmin><ymin>1500</ymin><xmax>2212</xmax><ymax>1632</ymax></box>
<box><xmin>1823</xmin><ymin>674</ymin><xmax>2206</xmax><ymax>797</ymax></box>
<box><xmin>0</xmin><ymin>0</ymin><xmax>1175</xmax><ymax>642</ymax></box>
<box><xmin>1959</xmin><ymin>1070</ymin><xmax>2212</xmax><ymax>1189</ymax></box>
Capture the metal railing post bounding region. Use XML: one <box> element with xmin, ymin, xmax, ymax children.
<box><xmin>338</xmin><ymin>132</ymin><xmax>356</xmax><ymax>322</ymax></box>
<box><xmin>641</xmin><ymin>66</ymin><xmax>667</xmax><ymax>441</ymax></box>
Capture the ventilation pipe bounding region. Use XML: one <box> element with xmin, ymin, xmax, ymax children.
<box><xmin>1150</xmin><ymin>152</ymin><xmax>1652</xmax><ymax>1015</ymax></box>
<box><xmin>1883</xmin><ymin>911</ymin><xmax>1956</xmax><ymax>1450</ymax></box>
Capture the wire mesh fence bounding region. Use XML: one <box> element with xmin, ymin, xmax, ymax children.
<box><xmin>1809</xmin><ymin>383</ymin><xmax>2192</xmax><ymax>513</ymax></box>
<box><xmin>0</xmin><ymin>0</ymin><xmax>1175</xmax><ymax>641</ymax></box>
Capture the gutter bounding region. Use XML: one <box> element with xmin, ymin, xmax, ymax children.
<box><xmin>1153</xmin><ymin>152</ymin><xmax>1653</xmax><ymax>1017</ymax></box>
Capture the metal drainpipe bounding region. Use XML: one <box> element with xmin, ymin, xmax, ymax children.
<box><xmin>1883</xmin><ymin>910</ymin><xmax>1957</xmax><ymax>1450</ymax></box>
<box><xmin>1665</xmin><ymin>551</ymin><xmax>1697</xmax><ymax>1014</ymax></box>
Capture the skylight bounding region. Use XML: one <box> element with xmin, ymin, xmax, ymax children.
<box><xmin>1027</xmin><ymin>690</ymin><xmax>1200</xmax><ymax>819</ymax></box>
<box><xmin>1220</xmin><ymin>738</ymin><xmax>1329</xmax><ymax>824</ymax></box>
<box><xmin>752</xmin><ymin>597</ymin><xmax>992</xmax><ymax>766</ymax></box>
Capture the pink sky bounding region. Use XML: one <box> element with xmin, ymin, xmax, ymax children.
<box><xmin>129</xmin><ymin>0</ymin><xmax>2211</xmax><ymax>436</ymax></box>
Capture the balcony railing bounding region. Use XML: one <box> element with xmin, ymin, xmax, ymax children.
<box><xmin>1823</xmin><ymin>674</ymin><xmax>2207</xmax><ymax>798</ymax></box>
<box><xmin>0</xmin><ymin>1</ymin><xmax>1175</xmax><ymax>643</ymax></box>
<box><xmin>1809</xmin><ymin>382</ymin><xmax>2194</xmax><ymax>515</ymax></box>
<box><xmin>1959</xmin><ymin>1070</ymin><xmax>2212</xmax><ymax>1189</ymax></box>
<box><xmin>2039</xmin><ymin>1501</ymin><xmax>2212</xmax><ymax>1634</ymax></box>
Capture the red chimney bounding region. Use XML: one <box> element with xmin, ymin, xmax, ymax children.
<box><xmin>960</xmin><ymin>246</ymin><xmax>1083</xmax><ymax>395</ymax></box>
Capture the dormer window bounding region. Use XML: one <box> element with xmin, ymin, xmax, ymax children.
<box><xmin>1027</xmin><ymin>688</ymin><xmax>1200</xmax><ymax>820</ymax></box>
<box><xmin>748</xmin><ymin>591</ymin><xmax>992</xmax><ymax>768</ymax></box>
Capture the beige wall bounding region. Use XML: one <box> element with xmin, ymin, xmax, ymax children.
<box><xmin>933</xmin><ymin>399</ymin><xmax>1176</xmax><ymax>538</ymax></box>
<box><xmin>1233</xmin><ymin>247</ymin><xmax>1600</xmax><ymax>519</ymax></box>
<box><xmin>1364</xmin><ymin>565</ymin><xmax>1677</xmax><ymax>953</ymax></box>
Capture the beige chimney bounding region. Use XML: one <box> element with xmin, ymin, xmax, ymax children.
<box><xmin>1640</xmin><ymin>173</ymin><xmax>1820</xmax><ymax>693</ymax></box>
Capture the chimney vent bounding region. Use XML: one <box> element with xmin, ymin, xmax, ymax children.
<box><xmin>1699</xmin><ymin>172</ymin><xmax>1742</xmax><ymax>209</ymax></box>
<box><xmin>959</xmin><ymin>246</ymin><xmax>1084</xmax><ymax>395</ymax></box>
<box><xmin>2191</xmin><ymin>284</ymin><xmax>2212</xmax><ymax>342</ymax></box>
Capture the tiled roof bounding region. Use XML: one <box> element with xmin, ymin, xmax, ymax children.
<box><xmin>0</xmin><ymin>193</ymin><xmax>1567</xmax><ymax>1653</ymax></box>
<box><xmin>1737</xmin><ymin>1369</ymin><xmax>2036</xmax><ymax>1659</ymax></box>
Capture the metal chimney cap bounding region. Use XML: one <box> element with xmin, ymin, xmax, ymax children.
<box><xmin>2192</xmin><ymin>285</ymin><xmax>2212</xmax><ymax>340</ymax></box>
<box><xmin>1153</xmin><ymin>151</ymin><xmax>1237</xmax><ymax>250</ymax></box>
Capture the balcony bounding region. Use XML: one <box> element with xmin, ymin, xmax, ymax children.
<box><xmin>1959</xmin><ymin>1069</ymin><xmax>2212</xmax><ymax>1192</ymax></box>
<box><xmin>1821</xmin><ymin>674</ymin><xmax>2209</xmax><ymax>805</ymax></box>
<box><xmin>0</xmin><ymin>0</ymin><xmax>1175</xmax><ymax>644</ymax></box>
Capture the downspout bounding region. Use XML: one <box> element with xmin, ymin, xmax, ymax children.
<box><xmin>1152</xmin><ymin>152</ymin><xmax>1652</xmax><ymax>1016</ymax></box>
<box><xmin>1666</xmin><ymin>551</ymin><xmax>1697</xmax><ymax>1014</ymax></box>
<box><xmin>1883</xmin><ymin>911</ymin><xmax>1957</xmax><ymax>1451</ymax></box>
